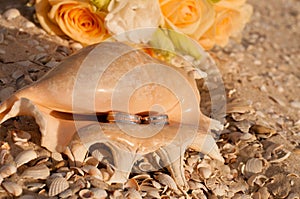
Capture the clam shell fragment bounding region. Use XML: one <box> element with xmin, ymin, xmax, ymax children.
<box><xmin>15</xmin><ymin>149</ymin><xmax>38</xmax><ymax>168</ymax></box>
<box><xmin>21</xmin><ymin>164</ymin><xmax>50</xmax><ymax>180</ymax></box>
<box><xmin>2</xmin><ymin>181</ymin><xmax>23</xmax><ymax>197</ymax></box>
<box><xmin>0</xmin><ymin>164</ymin><xmax>17</xmax><ymax>178</ymax></box>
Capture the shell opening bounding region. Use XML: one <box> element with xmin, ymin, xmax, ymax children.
<box><xmin>49</xmin><ymin>110</ymin><xmax>169</xmax><ymax>125</ymax></box>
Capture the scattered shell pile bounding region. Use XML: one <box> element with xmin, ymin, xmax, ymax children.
<box><xmin>0</xmin><ymin>103</ymin><xmax>298</xmax><ymax>198</ymax></box>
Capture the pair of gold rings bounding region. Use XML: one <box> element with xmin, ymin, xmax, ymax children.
<box><xmin>106</xmin><ymin>111</ymin><xmax>169</xmax><ymax>125</ymax></box>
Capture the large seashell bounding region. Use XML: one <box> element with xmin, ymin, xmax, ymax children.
<box><xmin>0</xmin><ymin>42</ymin><xmax>224</xmax><ymax>190</ymax></box>
<box><xmin>48</xmin><ymin>177</ymin><xmax>70</xmax><ymax>196</ymax></box>
<box><xmin>2</xmin><ymin>181</ymin><xmax>23</xmax><ymax>196</ymax></box>
<box><xmin>15</xmin><ymin>149</ymin><xmax>38</xmax><ymax>168</ymax></box>
<box><xmin>0</xmin><ymin>164</ymin><xmax>17</xmax><ymax>178</ymax></box>
<box><xmin>21</xmin><ymin>164</ymin><xmax>50</xmax><ymax>179</ymax></box>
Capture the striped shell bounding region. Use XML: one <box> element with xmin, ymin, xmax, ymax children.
<box><xmin>48</xmin><ymin>177</ymin><xmax>69</xmax><ymax>196</ymax></box>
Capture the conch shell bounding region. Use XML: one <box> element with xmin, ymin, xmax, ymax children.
<box><xmin>0</xmin><ymin>42</ymin><xmax>224</xmax><ymax>189</ymax></box>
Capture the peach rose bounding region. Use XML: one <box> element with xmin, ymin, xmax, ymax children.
<box><xmin>158</xmin><ymin>0</ymin><xmax>215</xmax><ymax>40</ymax></box>
<box><xmin>199</xmin><ymin>0</ymin><xmax>253</xmax><ymax>49</ymax></box>
<box><xmin>35</xmin><ymin>0</ymin><xmax>109</xmax><ymax>45</ymax></box>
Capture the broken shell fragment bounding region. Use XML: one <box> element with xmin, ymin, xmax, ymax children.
<box><xmin>21</xmin><ymin>164</ymin><xmax>50</xmax><ymax>180</ymax></box>
<box><xmin>2</xmin><ymin>181</ymin><xmax>23</xmax><ymax>196</ymax></box>
<box><xmin>15</xmin><ymin>149</ymin><xmax>38</xmax><ymax>168</ymax></box>
<box><xmin>11</xmin><ymin>130</ymin><xmax>31</xmax><ymax>143</ymax></box>
<box><xmin>0</xmin><ymin>164</ymin><xmax>17</xmax><ymax>178</ymax></box>
<box><xmin>155</xmin><ymin>173</ymin><xmax>178</xmax><ymax>191</ymax></box>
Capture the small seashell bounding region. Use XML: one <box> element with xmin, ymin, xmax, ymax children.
<box><xmin>26</xmin><ymin>182</ymin><xmax>46</xmax><ymax>192</ymax></box>
<box><xmin>15</xmin><ymin>149</ymin><xmax>38</xmax><ymax>167</ymax></box>
<box><xmin>0</xmin><ymin>49</ymin><xmax>5</xmax><ymax>55</ymax></box>
<box><xmin>239</xmin><ymin>132</ymin><xmax>254</xmax><ymax>141</ymax></box>
<box><xmin>146</xmin><ymin>190</ymin><xmax>161</xmax><ymax>198</ymax></box>
<box><xmin>2</xmin><ymin>181</ymin><xmax>23</xmax><ymax>196</ymax></box>
<box><xmin>287</xmin><ymin>193</ymin><xmax>300</xmax><ymax>199</ymax></box>
<box><xmin>82</xmin><ymin>165</ymin><xmax>103</xmax><ymax>180</ymax></box>
<box><xmin>21</xmin><ymin>164</ymin><xmax>50</xmax><ymax>179</ymax></box>
<box><xmin>0</xmin><ymin>33</ymin><xmax>4</xmax><ymax>44</ymax></box>
<box><xmin>70</xmin><ymin>176</ymin><xmax>86</xmax><ymax>193</ymax></box>
<box><xmin>125</xmin><ymin>188</ymin><xmax>142</xmax><ymax>199</ymax></box>
<box><xmin>247</xmin><ymin>174</ymin><xmax>268</xmax><ymax>187</ymax></box>
<box><xmin>155</xmin><ymin>173</ymin><xmax>178</xmax><ymax>191</ymax></box>
<box><xmin>199</xmin><ymin>167</ymin><xmax>212</xmax><ymax>179</ymax></box>
<box><xmin>244</xmin><ymin>158</ymin><xmax>263</xmax><ymax>175</ymax></box>
<box><xmin>45</xmin><ymin>60</ymin><xmax>60</xmax><ymax>68</ymax></box>
<box><xmin>252</xmin><ymin>187</ymin><xmax>270</xmax><ymax>199</ymax></box>
<box><xmin>250</xmin><ymin>125</ymin><xmax>276</xmax><ymax>138</ymax></box>
<box><xmin>91</xmin><ymin>188</ymin><xmax>108</xmax><ymax>199</ymax></box>
<box><xmin>52</xmin><ymin>152</ymin><xmax>64</xmax><ymax>162</ymax></box>
<box><xmin>69</xmin><ymin>42</ymin><xmax>83</xmax><ymax>51</ymax></box>
<box><xmin>16</xmin><ymin>30</ymin><xmax>31</xmax><ymax>40</ymax></box>
<box><xmin>0</xmin><ymin>164</ymin><xmax>17</xmax><ymax>178</ymax></box>
<box><xmin>84</xmin><ymin>156</ymin><xmax>99</xmax><ymax>166</ymax></box>
<box><xmin>48</xmin><ymin>177</ymin><xmax>69</xmax><ymax>196</ymax></box>
<box><xmin>68</xmin><ymin>167</ymin><xmax>83</xmax><ymax>176</ymax></box>
<box><xmin>3</xmin><ymin>8</ymin><xmax>21</xmax><ymax>20</ymax></box>
<box><xmin>188</xmin><ymin>181</ymin><xmax>207</xmax><ymax>191</ymax></box>
<box><xmin>100</xmin><ymin>168</ymin><xmax>111</xmax><ymax>181</ymax></box>
<box><xmin>268</xmin><ymin>174</ymin><xmax>291</xmax><ymax>198</ymax></box>
<box><xmin>235</xmin><ymin>120</ymin><xmax>253</xmax><ymax>133</ymax></box>
<box><xmin>18</xmin><ymin>195</ymin><xmax>36</xmax><ymax>199</ymax></box>
<box><xmin>211</xmin><ymin>184</ymin><xmax>228</xmax><ymax>196</ymax></box>
<box><xmin>0</xmin><ymin>87</ymin><xmax>14</xmax><ymax>101</ymax></box>
<box><xmin>59</xmin><ymin>188</ymin><xmax>73</xmax><ymax>198</ymax></box>
<box><xmin>79</xmin><ymin>189</ymin><xmax>94</xmax><ymax>199</ymax></box>
<box><xmin>56</xmin><ymin>45</ymin><xmax>72</xmax><ymax>56</ymax></box>
<box><xmin>24</xmin><ymin>21</ymin><xmax>35</xmax><ymax>28</ymax></box>
<box><xmin>125</xmin><ymin>178</ymin><xmax>139</xmax><ymax>190</ymax></box>
<box><xmin>89</xmin><ymin>176</ymin><xmax>108</xmax><ymax>189</ymax></box>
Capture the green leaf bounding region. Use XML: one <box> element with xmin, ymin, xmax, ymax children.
<box><xmin>90</xmin><ymin>0</ymin><xmax>110</xmax><ymax>11</ymax></box>
<box><xmin>149</xmin><ymin>29</ymin><xmax>175</xmax><ymax>53</ymax></box>
<box><xmin>168</xmin><ymin>30</ymin><xmax>202</xmax><ymax>60</ymax></box>
<box><xmin>208</xmin><ymin>0</ymin><xmax>221</xmax><ymax>3</ymax></box>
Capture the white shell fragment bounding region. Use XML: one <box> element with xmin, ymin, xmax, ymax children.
<box><xmin>3</xmin><ymin>8</ymin><xmax>21</xmax><ymax>20</ymax></box>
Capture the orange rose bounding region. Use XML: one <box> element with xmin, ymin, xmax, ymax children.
<box><xmin>35</xmin><ymin>0</ymin><xmax>109</xmax><ymax>45</ymax></box>
<box><xmin>159</xmin><ymin>0</ymin><xmax>215</xmax><ymax>40</ymax></box>
<box><xmin>199</xmin><ymin>0</ymin><xmax>253</xmax><ymax>49</ymax></box>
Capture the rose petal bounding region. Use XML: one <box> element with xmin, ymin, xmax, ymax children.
<box><xmin>35</xmin><ymin>0</ymin><xmax>64</xmax><ymax>36</ymax></box>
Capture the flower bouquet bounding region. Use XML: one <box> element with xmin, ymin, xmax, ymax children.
<box><xmin>35</xmin><ymin>0</ymin><xmax>252</xmax><ymax>53</ymax></box>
